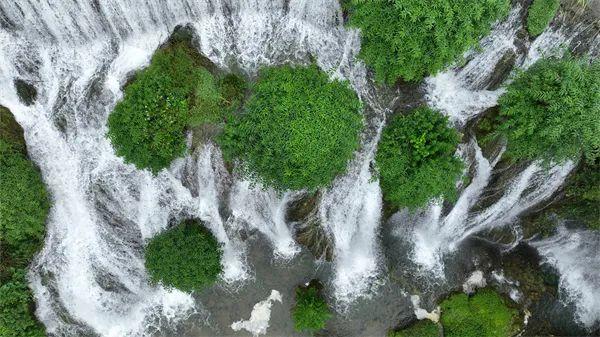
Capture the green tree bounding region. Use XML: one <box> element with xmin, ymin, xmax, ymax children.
<box><xmin>526</xmin><ymin>0</ymin><xmax>560</xmax><ymax>37</ymax></box>
<box><xmin>292</xmin><ymin>281</ymin><xmax>332</xmax><ymax>333</ymax></box>
<box><xmin>0</xmin><ymin>107</ymin><xmax>48</xmax><ymax>337</ymax></box>
<box><xmin>375</xmin><ymin>107</ymin><xmax>463</xmax><ymax>210</ymax></box>
<box><xmin>497</xmin><ymin>58</ymin><xmax>599</xmax><ymax>165</ymax></box>
<box><xmin>219</xmin><ymin>64</ymin><xmax>363</xmax><ymax>191</ymax></box>
<box><xmin>346</xmin><ymin>0</ymin><xmax>510</xmax><ymax>83</ymax></box>
<box><xmin>144</xmin><ymin>220</ymin><xmax>223</xmax><ymax>293</ymax></box>
<box><xmin>0</xmin><ymin>270</ymin><xmax>45</xmax><ymax>337</ymax></box>
<box><xmin>441</xmin><ymin>289</ymin><xmax>519</xmax><ymax>337</ymax></box>
<box><xmin>107</xmin><ymin>42</ymin><xmax>235</xmax><ymax>174</ymax></box>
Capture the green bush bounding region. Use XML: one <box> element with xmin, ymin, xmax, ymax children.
<box><xmin>346</xmin><ymin>0</ymin><xmax>510</xmax><ymax>83</ymax></box>
<box><xmin>0</xmin><ymin>270</ymin><xmax>45</xmax><ymax>337</ymax></box>
<box><xmin>144</xmin><ymin>220</ymin><xmax>223</xmax><ymax>292</ymax></box>
<box><xmin>375</xmin><ymin>107</ymin><xmax>463</xmax><ymax>209</ymax></box>
<box><xmin>527</xmin><ymin>0</ymin><xmax>560</xmax><ymax>37</ymax></box>
<box><xmin>0</xmin><ymin>107</ymin><xmax>48</xmax><ymax>336</ymax></box>
<box><xmin>440</xmin><ymin>289</ymin><xmax>518</xmax><ymax>337</ymax></box>
<box><xmin>0</xmin><ymin>108</ymin><xmax>49</xmax><ymax>268</ymax></box>
<box><xmin>497</xmin><ymin>58</ymin><xmax>599</xmax><ymax>165</ymax></box>
<box><xmin>107</xmin><ymin>42</ymin><xmax>235</xmax><ymax>174</ymax></box>
<box><xmin>292</xmin><ymin>281</ymin><xmax>332</xmax><ymax>333</ymax></box>
<box><xmin>388</xmin><ymin>320</ymin><xmax>438</xmax><ymax>337</ymax></box>
<box><xmin>560</xmin><ymin>160</ymin><xmax>600</xmax><ymax>230</ymax></box>
<box><xmin>219</xmin><ymin>64</ymin><xmax>363</xmax><ymax>191</ymax></box>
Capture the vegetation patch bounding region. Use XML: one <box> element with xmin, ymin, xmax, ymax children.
<box><xmin>291</xmin><ymin>280</ymin><xmax>332</xmax><ymax>333</ymax></box>
<box><xmin>440</xmin><ymin>289</ymin><xmax>519</xmax><ymax>337</ymax></box>
<box><xmin>0</xmin><ymin>106</ymin><xmax>48</xmax><ymax>336</ymax></box>
<box><xmin>107</xmin><ymin>39</ymin><xmax>246</xmax><ymax>174</ymax></box>
<box><xmin>388</xmin><ymin>319</ymin><xmax>438</xmax><ymax>337</ymax></box>
<box><xmin>497</xmin><ymin>58</ymin><xmax>599</xmax><ymax>165</ymax></box>
<box><xmin>219</xmin><ymin>64</ymin><xmax>363</xmax><ymax>191</ymax></box>
<box><xmin>527</xmin><ymin>0</ymin><xmax>560</xmax><ymax>37</ymax></box>
<box><xmin>345</xmin><ymin>0</ymin><xmax>510</xmax><ymax>83</ymax></box>
<box><xmin>375</xmin><ymin>107</ymin><xmax>463</xmax><ymax>210</ymax></box>
<box><xmin>144</xmin><ymin>220</ymin><xmax>223</xmax><ymax>292</ymax></box>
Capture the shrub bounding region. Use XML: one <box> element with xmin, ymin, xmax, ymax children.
<box><xmin>144</xmin><ymin>220</ymin><xmax>223</xmax><ymax>292</ymax></box>
<box><xmin>219</xmin><ymin>64</ymin><xmax>363</xmax><ymax>191</ymax></box>
<box><xmin>346</xmin><ymin>0</ymin><xmax>510</xmax><ymax>83</ymax></box>
<box><xmin>527</xmin><ymin>0</ymin><xmax>560</xmax><ymax>37</ymax></box>
<box><xmin>388</xmin><ymin>320</ymin><xmax>438</xmax><ymax>337</ymax></box>
<box><xmin>375</xmin><ymin>107</ymin><xmax>463</xmax><ymax>209</ymax></box>
<box><xmin>0</xmin><ymin>269</ymin><xmax>45</xmax><ymax>337</ymax></box>
<box><xmin>440</xmin><ymin>289</ymin><xmax>519</xmax><ymax>337</ymax></box>
<box><xmin>292</xmin><ymin>281</ymin><xmax>332</xmax><ymax>333</ymax></box>
<box><xmin>107</xmin><ymin>42</ymin><xmax>233</xmax><ymax>174</ymax></box>
<box><xmin>497</xmin><ymin>58</ymin><xmax>599</xmax><ymax>165</ymax></box>
<box><xmin>0</xmin><ymin>110</ymin><xmax>49</xmax><ymax>267</ymax></box>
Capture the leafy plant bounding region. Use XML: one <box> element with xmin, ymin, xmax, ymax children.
<box><xmin>219</xmin><ymin>64</ymin><xmax>363</xmax><ymax>191</ymax></box>
<box><xmin>497</xmin><ymin>58</ymin><xmax>599</xmax><ymax>165</ymax></box>
<box><xmin>292</xmin><ymin>281</ymin><xmax>332</xmax><ymax>333</ymax></box>
<box><xmin>526</xmin><ymin>0</ymin><xmax>560</xmax><ymax>37</ymax></box>
<box><xmin>388</xmin><ymin>320</ymin><xmax>438</xmax><ymax>337</ymax></box>
<box><xmin>441</xmin><ymin>289</ymin><xmax>519</xmax><ymax>337</ymax></box>
<box><xmin>0</xmin><ymin>269</ymin><xmax>45</xmax><ymax>337</ymax></box>
<box><xmin>0</xmin><ymin>107</ymin><xmax>48</xmax><ymax>337</ymax></box>
<box><xmin>375</xmin><ymin>107</ymin><xmax>463</xmax><ymax>210</ymax></box>
<box><xmin>144</xmin><ymin>220</ymin><xmax>223</xmax><ymax>293</ymax></box>
<box><xmin>107</xmin><ymin>41</ymin><xmax>236</xmax><ymax>174</ymax></box>
<box><xmin>346</xmin><ymin>0</ymin><xmax>510</xmax><ymax>83</ymax></box>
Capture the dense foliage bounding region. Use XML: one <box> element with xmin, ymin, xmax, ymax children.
<box><xmin>375</xmin><ymin>107</ymin><xmax>463</xmax><ymax>209</ymax></box>
<box><xmin>0</xmin><ymin>106</ymin><xmax>48</xmax><ymax>337</ymax></box>
<box><xmin>144</xmin><ymin>220</ymin><xmax>223</xmax><ymax>292</ymax></box>
<box><xmin>526</xmin><ymin>0</ymin><xmax>560</xmax><ymax>37</ymax></box>
<box><xmin>346</xmin><ymin>0</ymin><xmax>510</xmax><ymax>83</ymax></box>
<box><xmin>497</xmin><ymin>58</ymin><xmax>599</xmax><ymax>165</ymax></box>
<box><xmin>0</xmin><ymin>270</ymin><xmax>45</xmax><ymax>337</ymax></box>
<box><xmin>219</xmin><ymin>64</ymin><xmax>363</xmax><ymax>191</ymax></box>
<box><xmin>388</xmin><ymin>320</ymin><xmax>438</xmax><ymax>337</ymax></box>
<box><xmin>107</xmin><ymin>41</ymin><xmax>242</xmax><ymax>174</ymax></box>
<box><xmin>291</xmin><ymin>281</ymin><xmax>332</xmax><ymax>333</ymax></box>
<box><xmin>440</xmin><ymin>289</ymin><xmax>518</xmax><ymax>337</ymax></box>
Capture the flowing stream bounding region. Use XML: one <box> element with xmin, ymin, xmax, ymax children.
<box><xmin>0</xmin><ymin>1</ymin><xmax>598</xmax><ymax>336</ymax></box>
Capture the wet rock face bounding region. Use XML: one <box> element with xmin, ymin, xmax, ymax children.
<box><xmin>14</xmin><ymin>79</ymin><xmax>37</xmax><ymax>106</ymax></box>
<box><xmin>286</xmin><ymin>192</ymin><xmax>334</xmax><ymax>261</ymax></box>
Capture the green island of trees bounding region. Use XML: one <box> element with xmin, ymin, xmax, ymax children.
<box><xmin>390</xmin><ymin>289</ymin><xmax>519</xmax><ymax>337</ymax></box>
<box><xmin>0</xmin><ymin>106</ymin><xmax>49</xmax><ymax>337</ymax></box>
<box><xmin>526</xmin><ymin>0</ymin><xmax>560</xmax><ymax>37</ymax></box>
<box><xmin>497</xmin><ymin>58</ymin><xmax>599</xmax><ymax>165</ymax></box>
<box><xmin>376</xmin><ymin>107</ymin><xmax>463</xmax><ymax>210</ymax></box>
<box><xmin>345</xmin><ymin>0</ymin><xmax>510</xmax><ymax>83</ymax></box>
<box><xmin>291</xmin><ymin>280</ymin><xmax>332</xmax><ymax>333</ymax></box>
<box><xmin>219</xmin><ymin>64</ymin><xmax>363</xmax><ymax>191</ymax></box>
<box><xmin>144</xmin><ymin>220</ymin><xmax>223</xmax><ymax>292</ymax></box>
<box><xmin>107</xmin><ymin>39</ymin><xmax>246</xmax><ymax>174</ymax></box>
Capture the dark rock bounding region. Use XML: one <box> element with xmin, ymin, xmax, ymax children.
<box><xmin>485</xmin><ymin>50</ymin><xmax>516</xmax><ymax>90</ymax></box>
<box><xmin>13</xmin><ymin>79</ymin><xmax>37</xmax><ymax>106</ymax></box>
<box><xmin>287</xmin><ymin>192</ymin><xmax>334</xmax><ymax>261</ymax></box>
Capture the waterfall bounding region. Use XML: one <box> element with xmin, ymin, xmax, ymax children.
<box><xmin>533</xmin><ymin>227</ymin><xmax>600</xmax><ymax>329</ymax></box>
<box><xmin>0</xmin><ymin>0</ymin><xmax>384</xmax><ymax>334</ymax></box>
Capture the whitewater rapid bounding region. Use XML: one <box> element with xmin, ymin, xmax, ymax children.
<box><xmin>1</xmin><ymin>0</ymin><xmax>598</xmax><ymax>335</ymax></box>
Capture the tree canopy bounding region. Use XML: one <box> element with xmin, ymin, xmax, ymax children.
<box><xmin>497</xmin><ymin>58</ymin><xmax>599</xmax><ymax>165</ymax></box>
<box><xmin>346</xmin><ymin>0</ymin><xmax>510</xmax><ymax>83</ymax></box>
<box><xmin>375</xmin><ymin>107</ymin><xmax>463</xmax><ymax>209</ymax></box>
<box><xmin>219</xmin><ymin>64</ymin><xmax>363</xmax><ymax>191</ymax></box>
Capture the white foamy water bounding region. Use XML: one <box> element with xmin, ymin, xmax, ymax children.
<box><xmin>0</xmin><ymin>0</ymin><xmax>385</xmax><ymax>334</ymax></box>
<box><xmin>533</xmin><ymin>227</ymin><xmax>600</xmax><ymax>328</ymax></box>
<box><xmin>230</xmin><ymin>290</ymin><xmax>282</xmax><ymax>337</ymax></box>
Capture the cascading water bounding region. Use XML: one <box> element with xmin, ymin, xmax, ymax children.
<box><xmin>0</xmin><ymin>0</ymin><xmax>385</xmax><ymax>335</ymax></box>
<box><xmin>1</xmin><ymin>0</ymin><xmax>598</xmax><ymax>335</ymax></box>
<box><xmin>532</xmin><ymin>227</ymin><xmax>600</xmax><ymax>329</ymax></box>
